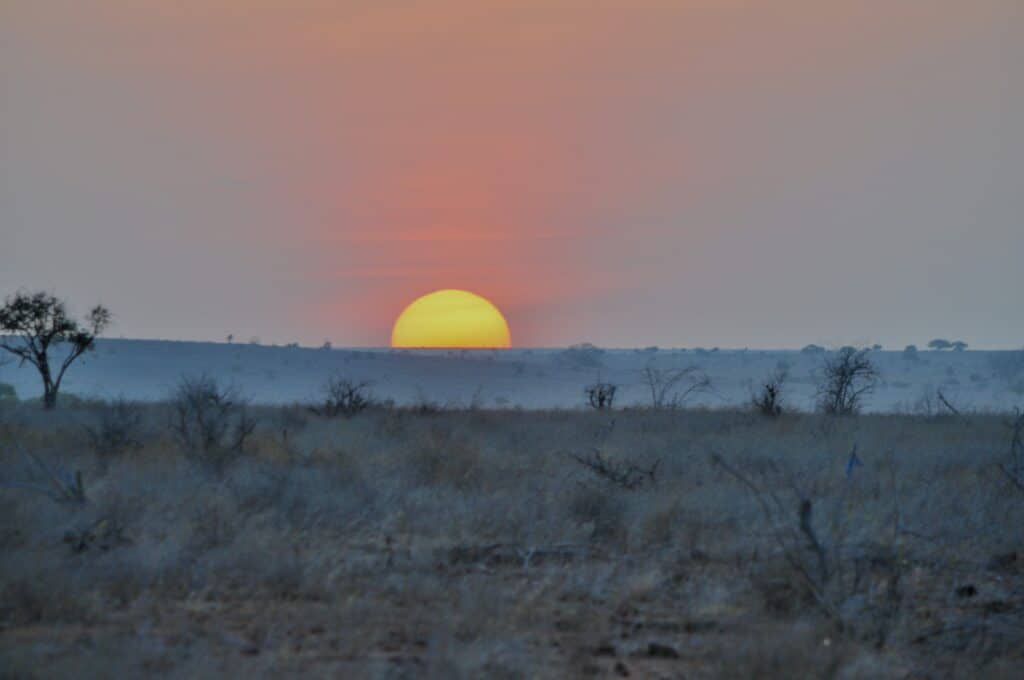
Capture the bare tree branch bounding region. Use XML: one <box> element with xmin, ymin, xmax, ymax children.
<box><xmin>817</xmin><ymin>348</ymin><xmax>879</xmax><ymax>416</ymax></box>
<box><xmin>638</xmin><ymin>365</ymin><xmax>711</xmax><ymax>410</ymax></box>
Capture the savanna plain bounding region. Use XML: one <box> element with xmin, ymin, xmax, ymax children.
<box><xmin>2</xmin><ymin>381</ymin><xmax>1023</xmax><ymax>679</ymax></box>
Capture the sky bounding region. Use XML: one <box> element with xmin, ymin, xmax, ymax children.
<box><xmin>2</xmin><ymin>1</ymin><xmax>1022</xmax><ymax>348</ymax></box>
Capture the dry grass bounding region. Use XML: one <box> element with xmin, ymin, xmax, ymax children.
<box><xmin>1</xmin><ymin>400</ymin><xmax>1023</xmax><ymax>678</ymax></box>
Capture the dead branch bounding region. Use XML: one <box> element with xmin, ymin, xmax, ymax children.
<box><xmin>638</xmin><ymin>365</ymin><xmax>711</xmax><ymax>409</ymax></box>
<box><xmin>936</xmin><ymin>389</ymin><xmax>961</xmax><ymax>417</ymax></box>
<box><xmin>570</xmin><ymin>448</ymin><xmax>659</xmax><ymax>490</ymax></box>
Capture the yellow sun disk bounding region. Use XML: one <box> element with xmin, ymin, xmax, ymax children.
<box><xmin>391</xmin><ymin>289</ymin><xmax>511</xmax><ymax>349</ymax></box>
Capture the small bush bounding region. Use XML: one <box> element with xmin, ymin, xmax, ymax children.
<box><xmin>310</xmin><ymin>376</ymin><xmax>372</xmax><ymax>418</ymax></box>
<box><xmin>170</xmin><ymin>374</ymin><xmax>256</xmax><ymax>471</ymax></box>
<box><xmin>584</xmin><ymin>382</ymin><xmax>617</xmax><ymax>410</ymax></box>
<box><xmin>751</xmin><ymin>369</ymin><xmax>787</xmax><ymax>417</ymax></box>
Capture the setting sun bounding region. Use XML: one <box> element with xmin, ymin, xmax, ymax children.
<box><xmin>391</xmin><ymin>289</ymin><xmax>511</xmax><ymax>349</ymax></box>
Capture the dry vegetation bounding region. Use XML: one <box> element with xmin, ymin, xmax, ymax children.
<box><xmin>1</xmin><ymin>395</ymin><xmax>1023</xmax><ymax>678</ymax></box>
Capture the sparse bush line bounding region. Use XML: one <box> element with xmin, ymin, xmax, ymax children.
<box><xmin>0</xmin><ymin>401</ymin><xmax>1021</xmax><ymax>674</ymax></box>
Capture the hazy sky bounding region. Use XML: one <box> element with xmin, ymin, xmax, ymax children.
<box><xmin>2</xmin><ymin>1</ymin><xmax>1021</xmax><ymax>348</ymax></box>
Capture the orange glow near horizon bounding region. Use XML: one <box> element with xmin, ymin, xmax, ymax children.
<box><xmin>391</xmin><ymin>289</ymin><xmax>511</xmax><ymax>349</ymax></box>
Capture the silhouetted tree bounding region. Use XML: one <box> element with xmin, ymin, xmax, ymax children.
<box><xmin>816</xmin><ymin>347</ymin><xmax>879</xmax><ymax>416</ymax></box>
<box><xmin>952</xmin><ymin>340</ymin><xmax>968</xmax><ymax>352</ymax></box>
<box><xmin>752</xmin><ymin>368</ymin><xmax>788</xmax><ymax>417</ymax></box>
<box><xmin>310</xmin><ymin>376</ymin><xmax>373</xmax><ymax>417</ymax></box>
<box><xmin>928</xmin><ymin>338</ymin><xmax>952</xmax><ymax>351</ymax></box>
<box><xmin>585</xmin><ymin>381</ymin><xmax>617</xmax><ymax>410</ymax></box>
<box><xmin>0</xmin><ymin>291</ymin><xmax>110</xmax><ymax>409</ymax></box>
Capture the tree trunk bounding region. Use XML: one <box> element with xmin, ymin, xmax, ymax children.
<box><xmin>37</xmin><ymin>355</ymin><xmax>58</xmax><ymax>409</ymax></box>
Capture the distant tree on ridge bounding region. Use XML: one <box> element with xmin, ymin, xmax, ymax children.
<box><xmin>0</xmin><ymin>290</ymin><xmax>111</xmax><ymax>409</ymax></box>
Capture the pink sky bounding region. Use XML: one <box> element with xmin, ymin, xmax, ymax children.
<box><xmin>2</xmin><ymin>1</ymin><xmax>1022</xmax><ymax>347</ymax></box>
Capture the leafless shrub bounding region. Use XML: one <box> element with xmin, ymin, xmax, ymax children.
<box><xmin>84</xmin><ymin>398</ymin><xmax>143</xmax><ymax>457</ymax></box>
<box><xmin>711</xmin><ymin>449</ymin><xmax>906</xmax><ymax>640</ymax></box>
<box><xmin>638</xmin><ymin>365</ymin><xmax>711</xmax><ymax>409</ymax></box>
<box><xmin>751</xmin><ymin>368</ymin><xmax>788</xmax><ymax>417</ymax></box>
<box><xmin>170</xmin><ymin>375</ymin><xmax>256</xmax><ymax>471</ymax></box>
<box><xmin>710</xmin><ymin>453</ymin><xmax>835</xmax><ymax>615</ymax></box>
<box><xmin>569</xmin><ymin>449</ymin><xmax>659</xmax><ymax>490</ymax></box>
<box><xmin>714</xmin><ymin>457</ymin><xmax>839</xmax><ymax>626</ymax></box>
<box><xmin>584</xmin><ymin>381</ymin><xmax>617</xmax><ymax>410</ymax></box>
<box><xmin>309</xmin><ymin>376</ymin><xmax>373</xmax><ymax>418</ymax></box>
<box><xmin>817</xmin><ymin>348</ymin><xmax>879</xmax><ymax>416</ymax></box>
